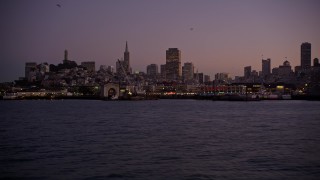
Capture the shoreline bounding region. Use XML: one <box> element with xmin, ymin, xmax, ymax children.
<box><xmin>1</xmin><ymin>94</ymin><xmax>320</xmax><ymax>101</ymax></box>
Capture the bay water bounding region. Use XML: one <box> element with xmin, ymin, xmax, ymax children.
<box><xmin>1</xmin><ymin>100</ymin><xmax>320</xmax><ymax>179</ymax></box>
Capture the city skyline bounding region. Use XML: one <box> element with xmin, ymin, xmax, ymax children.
<box><xmin>1</xmin><ymin>0</ymin><xmax>320</xmax><ymax>82</ymax></box>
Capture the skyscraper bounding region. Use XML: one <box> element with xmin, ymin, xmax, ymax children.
<box><xmin>166</xmin><ymin>48</ymin><xmax>181</xmax><ymax>81</ymax></box>
<box><xmin>147</xmin><ymin>64</ymin><xmax>158</xmax><ymax>79</ymax></box>
<box><xmin>244</xmin><ymin>66</ymin><xmax>251</xmax><ymax>79</ymax></box>
<box><xmin>278</xmin><ymin>60</ymin><xmax>292</xmax><ymax>77</ymax></box>
<box><xmin>116</xmin><ymin>41</ymin><xmax>131</xmax><ymax>76</ymax></box>
<box><xmin>301</xmin><ymin>42</ymin><xmax>311</xmax><ymax>70</ymax></box>
<box><xmin>261</xmin><ymin>58</ymin><xmax>271</xmax><ymax>77</ymax></box>
<box><xmin>25</xmin><ymin>62</ymin><xmax>37</xmax><ymax>79</ymax></box>
<box><xmin>215</xmin><ymin>73</ymin><xmax>230</xmax><ymax>84</ymax></box>
<box><xmin>313</xmin><ymin>58</ymin><xmax>319</xmax><ymax>67</ymax></box>
<box><xmin>204</xmin><ymin>75</ymin><xmax>211</xmax><ymax>83</ymax></box>
<box><xmin>25</xmin><ymin>62</ymin><xmax>39</xmax><ymax>82</ymax></box>
<box><xmin>160</xmin><ymin>64</ymin><xmax>166</xmax><ymax>80</ymax></box>
<box><xmin>123</xmin><ymin>41</ymin><xmax>131</xmax><ymax>74</ymax></box>
<box><xmin>194</xmin><ymin>72</ymin><xmax>204</xmax><ymax>84</ymax></box>
<box><xmin>182</xmin><ymin>62</ymin><xmax>194</xmax><ymax>82</ymax></box>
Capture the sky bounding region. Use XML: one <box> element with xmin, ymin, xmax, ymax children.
<box><xmin>1</xmin><ymin>0</ymin><xmax>320</xmax><ymax>82</ymax></box>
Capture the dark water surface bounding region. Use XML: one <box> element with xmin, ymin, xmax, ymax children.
<box><xmin>1</xmin><ymin>100</ymin><xmax>320</xmax><ymax>179</ymax></box>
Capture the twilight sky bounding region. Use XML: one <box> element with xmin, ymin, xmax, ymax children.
<box><xmin>1</xmin><ymin>0</ymin><xmax>320</xmax><ymax>82</ymax></box>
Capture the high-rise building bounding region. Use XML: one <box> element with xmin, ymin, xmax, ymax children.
<box><xmin>116</xmin><ymin>59</ymin><xmax>124</xmax><ymax>75</ymax></box>
<box><xmin>123</xmin><ymin>41</ymin><xmax>131</xmax><ymax>74</ymax></box>
<box><xmin>301</xmin><ymin>42</ymin><xmax>311</xmax><ymax>70</ymax></box>
<box><xmin>215</xmin><ymin>72</ymin><xmax>230</xmax><ymax>84</ymax></box>
<box><xmin>194</xmin><ymin>72</ymin><xmax>204</xmax><ymax>84</ymax></box>
<box><xmin>123</xmin><ymin>41</ymin><xmax>132</xmax><ymax>74</ymax></box>
<box><xmin>182</xmin><ymin>62</ymin><xmax>194</xmax><ymax>82</ymax></box>
<box><xmin>166</xmin><ymin>48</ymin><xmax>181</xmax><ymax>81</ymax></box>
<box><xmin>116</xmin><ymin>41</ymin><xmax>132</xmax><ymax>76</ymax></box>
<box><xmin>107</xmin><ymin>66</ymin><xmax>115</xmax><ymax>73</ymax></box>
<box><xmin>278</xmin><ymin>60</ymin><xmax>292</xmax><ymax>77</ymax></box>
<box><xmin>251</xmin><ymin>70</ymin><xmax>259</xmax><ymax>81</ymax></box>
<box><xmin>314</xmin><ymin>58</ymin><xmax>319</xmax><ymax>67</ymax></box>
<box><xmin>37</xmin><ymin>63</ymin><xmax>49</xmax><ymax>74</ymax></box>
<box><xmin>147</xmin><ymin>64</ymin><xmax>158</xmax><ymax>79</ymax></box>
<box><xmin>204</xmin><ymin>75</ymin><xmax>211</xmax><ymax>83</ymax></box>
<box><xmin>160</xmin><ymin>64</ymin><xmax>166</xmax><ymax>80</ymax></box>
<box><xmin>25</xmin><ymin>62</ymin><xmax>37</xmax><ymax>79</ymax></box>
<box><xmin>199</xmin><ymin>73</ymin><xmax>203</xmax><ymax>83</ymax></box>
<box><xmin>81</xmin><ymin>61</ymin><xmax>95</xmax><ymax>72</ymax></box>
<box><xmin>244</xmin><ymin>66</ymin><xmax>251</xmax><ymax>78</ymax></box>
<box><xmin>262</xmin><ymin>58</ymin><xmax>271</xmax><ymax>77</ymax></box>
<box><xmin>272</xmin><ymin>67</ymin><xmax>279</xmax><ymax>75</ymax></box>
<box><xmin>25</xmin><ymin>62</ymin><xmax>37</xmax><ymax>82</ymax></box>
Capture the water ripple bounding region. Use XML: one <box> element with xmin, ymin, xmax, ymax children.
<box><xmin>1</xmin><ymin>100</ymin><xmax>320</xmax><ymax>179</ymax></box>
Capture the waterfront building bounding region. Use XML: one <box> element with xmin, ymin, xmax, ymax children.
<box><xmin>262</xmin><ymin>58</ymin><xmax>271</xmax><ymax>77</ymax></box>
<box><xmin>101</xmin><ymin>82</ymin><xmax>120</xmax><ymax>99</ymax></box>
<box><xmin>182</xmin><ymin>62</ymin><xmax>194</xmax><ymax>82</ymax></box>
<box><xmin>147</xmin><ymin>64</ymin><xmax>158</xmax><ymax>79</ymax></box>
<box><xmin>81</xmin><ymin>61</ymin><xmax>95</xmax><ymax>72</ymax></box>
<box><xmin>301</xmin><ymin>42</ymin><xmax>311</xmax><ymax>70</ymax></box>
<box><xmin>165</xmin><ymin>48</ymin><xmax>181</xmax><ymax>81</ymax></box>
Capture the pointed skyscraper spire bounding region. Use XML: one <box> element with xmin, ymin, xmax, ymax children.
<box><xmin>125</xmin><ymin>41</ymin><xmax>129</xmax><ymax>52</ymax></box>
<box><xmin>123</xmin><ymin>41</ymin><xmax>131</xmax><ymax>74</ymax></box>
